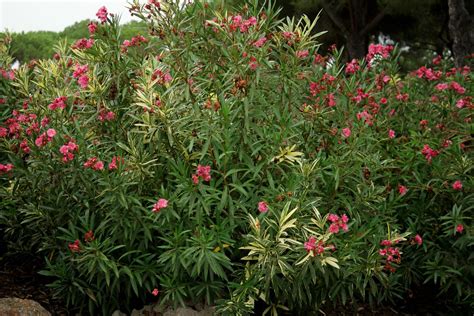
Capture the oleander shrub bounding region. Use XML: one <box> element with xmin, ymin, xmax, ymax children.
<box><xmin>0</xmin><ymin>0</ymin><xmax>472</xmax><ymax>314</ymax></box>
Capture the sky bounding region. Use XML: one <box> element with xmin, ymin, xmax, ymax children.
<box><xmin>0</xmin><ymin>0</ymin><xmax>138</xmax><ymax>33</ymax></box>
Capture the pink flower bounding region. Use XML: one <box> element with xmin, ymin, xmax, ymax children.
<box><xmin>452</xmin><ymin>180</ymin><xmax>462</xmax><ymax>191</ymax></box>
<box><xmin>88</xmin><ymin>22</ymin><xmax>97</xmax><ymax>34</ymax></box>
<box><xmin>380</xmin><ymin>240</ymin><xmax>391</xmax><ymax>246</ymax></box>
<box><xmin>195</xmin><ymin>165</ymin><xmax>211</xmax><ymax>182</ymax></box>
<box><xmin>435</xmin><ymin>83</ymin><xmax>449</xmax><ymax>91</ymax></box>
<box><xmin>192</xmin><ymin>174</ymin><xmax>199</xmax><ymax>185</ymax></box>
<box><xmin>258</xmin><ymin>201</ymin><xmax>268</xmax><ymax>213</ymax></box>
<box><xmin>73</xmin><ymin>64</ymin><xmax>88</xmax><ymax>78</ymax></box>
<box><xmin>48</xmin><ymin>96</ymin><xmax>67</xmax><ymax>110</ymax></box>
<box><xmin>84</xmin><ymin>157</ymin><xmax>105</xmax><ymax>170</ymax></box>
<box><xmin>327</xmin><ymin>93</ymin><xmax>336</xmax><ymax>107</ymax></box>
<box><xmin>253</xmin><ymin>37</ymin><xmax>267</xmax><ymax>48</ymax></box>
<box><xmin>96</xmin><ymin>6</ymin><xmax>108</xmax><ymax>23</ymax></box>
<box><xmin>84</xmin><ymin>230</ymin><xmax>95</xmax><ymax>242</ymax></box>
<box><xmin>329</xmin><ymin>223</ymin><xmax>339</xmax><ymax>234</ymax></box>
<box><xmin>328</xmin><ymin>214</ymin><xmax>339</xmax><ymax>222</ymax></box>
<box><xmin>388</xmin><ymin>129</ymin><xmax>396</xmax><ymax>139</ymax></box>
<box><xmin>304</xmin><ymin>236</ymin><xmax>316</xmax><ymax>252</ymax></box>
<box><xmin>0</xmin><ymin>163</ymin><xmax>14</xmax><ymax>174</ymax></box>
<box><xmin>414</xmin><ymin>234</ymin><xmax>423</xmax><ymax>245</ymax></box>
<box><xmin>296</xmin><ymin>50</ymin><xmax>309</xmax><ymax>59</ymax></box>
<box><xmin>328</xmin><ymin>213</ymin><xmax>349</xmax><ymax>234</ymax></box>
<box><xmin>68</xmin><ymin>239</ymin><xmax>80</xmax><ymax>253</ymax></box>
<box><xmin>46</xmin><ymin>128</ymin><xmax>56</xmax><ymax>138</ymax></box>
<box><xmin>20</xmin><ymin>139</ymin><xmax>30</xmax><ymax>154</ymax></box>
<box><xmin>345</xmin><ymin>59</ymin><xmax>360</xmax><ymax>74</ymax></box>
<box><xmin>60</xmin><ymin>141</ymin><xmax>78</xmax><ymax>163</ymax></box>
<box><xmin>0</xmin><ymin>127</ymin><xmax>7</xmax><ymax>137</ymax></box>
<box><xmin>78</xmin><ymin>75</ymin><xmax>89</xmax><ymax>89</ymax></box>
<box><xmin>456</xmin><ymin>224</ymin><xmax>464</xmax><ymax>234</ymax></box>
<box><xmin>398</xmin><ymin>185</ymin><xmax>408</xmax><ymax>196</ymax></box>
<box><xmin>341</xmin><ymin>127</ymin><xmax>351</xmax><ymax>138</ymax></box>
<box><xmin>152</xmin><ymin>198</ymin><xmax>168</xmax><ymax>212</ymax></box>
<box><xmin>93</xmin><ymin>161</ymin><xmax>104</xmax><ymax>170</ymax></box>
<box><xmin>421</xmin><ymin>144</ymin><xmax>439</xmax><ymax>163</ymax></box>
<box><xmin>72</xmin><ymin>38</ymin><xmax>94</xmax><ymax>50</ymax></box>
<box><xmin>152</xmin><ymin>288</ymin><xmax>159</xmax><ymax>296</ymax></box>
<box><xmin>108</xmin><ymin>156</ymin><xmax>123</xmax><ymax>170</ymax></box>
<box><xmin>304</xmin><ymin>236</ymin><xmax>325</xmax><ymax>255</ymax></box>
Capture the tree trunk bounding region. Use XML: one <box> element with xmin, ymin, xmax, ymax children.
<box><xmin>346</xmin><ymin>33</ymin><xmax>367</xmax><ymax>60</ymax></box>
<box><xmin>448</xmin><ymin>0</ymin><xmax>474</xmax><ymax>67</ymax></box>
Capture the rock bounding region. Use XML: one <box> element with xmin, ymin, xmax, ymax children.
<box><xmin>0</xmin><ymin>298</ymin><xmax>51</xmax><ymax>316</ymax></box>
<box><xmin>163</xmin><ymin>307</ymin><xmax>200</xmax><ymax>316</ymax></box>
<box><xmin>112</xmin><ymin>310</ymin><xmax>127</xmax><ymax>316</ymax></box>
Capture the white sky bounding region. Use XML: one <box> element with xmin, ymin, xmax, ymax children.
<box><xmin>0</xmin><ymin>0</ymin><xmax>138</xmax><ymax>33</ymax></box>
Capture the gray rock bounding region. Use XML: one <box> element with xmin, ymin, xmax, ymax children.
<box><xmin>0</xmin><ymin>298</ymin><xmax>51</xmax><ymax>316</ymax></box>
<box><xmin>163</xmin><ymin>307</ymin><xmax>200</xmax><ymax>316</ymax></box>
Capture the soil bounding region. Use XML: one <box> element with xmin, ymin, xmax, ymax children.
<box><xmin>0</xmin><ymin>253</ymin><xmax>70</xmax><ymax>315</ymax></box>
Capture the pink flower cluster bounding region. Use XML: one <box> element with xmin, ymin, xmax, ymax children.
<box><xmin>296</xmin><ymin>50</ymin><xmax>309</xmax><ymax>59</ymax></box>
<box><xmin>20</xmin><ymin>139</ymin><xmax>30</xmax><ymax>154</ymax></box>
<box><xmin>414</xmin><ymin>66</ymin><xmax>442</xmax><ymax>81</ymax></box>
<box><xmin>96</xmin><ymin>6</ymin><xmax>108</xmax><ymax>23</ymax></box>
<box><xmin>152</xmin><ymin>69</ymin><xmax>173</xmax><ymax>85</ymax></box>
<box><xmin>366</xmin><ymin>44</ymin><xmax>393</xmax><ymax>63</ymax></box>
<box><xmin>227</xmin><ymin>15</ymin><xmax>257</xmax><ymax>33</ymax></box>
<box><xmin>328</xmin><ymin>213</ymin><xmax>349</xmax><ymax>234</ymax></box>
<box><xmin>421</xmin><ymin>144</ymin><xmax>439</xmax><ymax>163</ymax></box>
<box><xmin>456</xmin><ymin>97</ymin><xmax>472</xmax><ymax>109</ymax></box>
<box><xmin>35</xmin><ymin>128</ymin><xmax>56</xmax><ymax>147</ymax></box>
<box><xmin>379</xmin><ymin>239</ymin><xmax>401</xmax><ymax>272</ymax></box>
<box><xmin>0</xmin><ymin>68</ymin><xmax>15</xmax><ymax>80</ymax></box>
<box><xmin>121</xmin><ymin>35</ymin><xmax>148</xmax><ymax>52</ymax></box>
<box><xmin>48</xmin><ymin>96</ymin><xmax>67</xmax><ymax>111</ymax></box>
<box><xmin>345</xmin><ymin>59</ymin><xmax>360</xmax><ymax>75</ymax></box>
<box><xmin>152</xmin><ymin>198</ymin><xmax>168</xmax><ymax>213</ymax></box>
<box><xmin>192</xmin><ymin>164</ymin><xmax>211</xmax><ymax>184</ymax></box>
<box><xmin>356</xmin><ymin>110</ymin><xmax>374</xmax><ymax>125</ymax></box>
<box><xmin>304</xmin><ymin>236</ymin><xmax>325</xmax><ymax>256</ymax></box>
<box><xmin>59</xmin><ymin>141</ymin><xmax>79</xmax><ymax>162</ymax></box>
<box><xmin>72</xmin><ymin>38</ymin><xmax>94</xmax><ymax>50</ymax></box>
<box><xmin>0</xmin><ymin>163</ymin><xmax>14</xmax><ymax>175</ymax></box>
<box><xmin>88</xmin><ymin>22</ymin><xmax>97</xmax><ymax>34</ymax></box>
<box><xmin>73</xmin><ymin>64</ymin><xmax>89</xmax><ymax>89</ymax></box>
<box><xmin>98</xmin><ymin>109</ymin><xmax>115</xmax><ymax>122</ymax></box>
<box><xmin>84</xmin><ymin>157</ymin><xmax>104</xmax><ymax>170</ymax></box>
<box><xmin>253</xmin><ymin>36</ymin><xmax>267</xmax><ymax>48</ymax></box>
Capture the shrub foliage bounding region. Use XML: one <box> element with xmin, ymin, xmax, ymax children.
<box><xmin>0</xmin><ymin>0</ymin><xmax>472</xmax><ymax>314</ymax></box>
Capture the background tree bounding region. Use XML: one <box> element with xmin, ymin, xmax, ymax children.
<box><xmin>448</xmin><ymin>0</ymin><xmax>474</xmax><ymax>66</ymax></box>
<box><xmin>1</xmin><ymin>20</ymin><xmax>147</xmax><ymax>63</ymax></box>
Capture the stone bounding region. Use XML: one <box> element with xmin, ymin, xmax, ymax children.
<box><xmin>163</xmin><ymin>307</ymin><xmax>200</xmax><ymax>316</ymax></box>
<box><xmin>0</xmin><ymin>298</ymin><xmax>51</xmax><ymax>316</ymax></box>
<box><xmin>112</xmin><ymin>310</ymin><xmax>127</xmax><ymax>316</ymax></box>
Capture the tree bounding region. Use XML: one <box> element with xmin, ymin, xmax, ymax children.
<box><xmin>448</xmin><ymin>0</ymin><xmax>474</xmax><ymax>66</ymax></box>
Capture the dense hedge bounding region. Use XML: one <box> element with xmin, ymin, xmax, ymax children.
<box><xmin>0</xmin><ymin>1</ymin><xmax>472</xmax><ymax>315</ymax></box>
